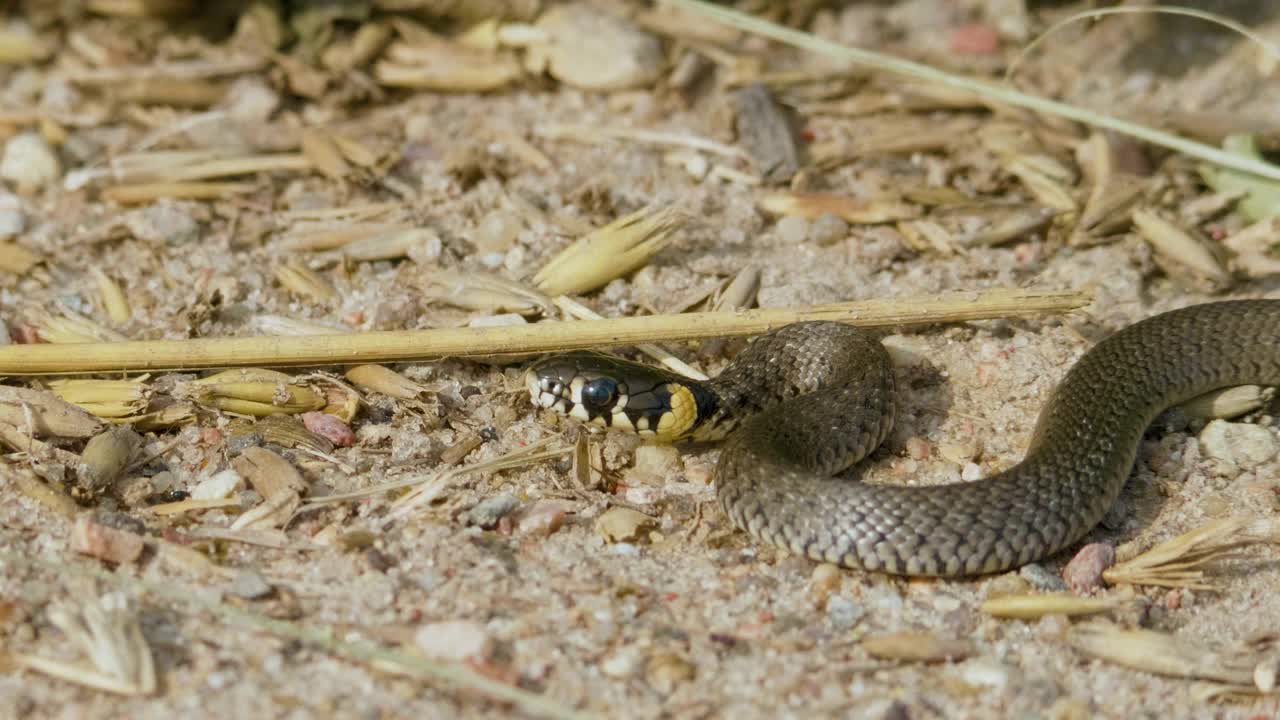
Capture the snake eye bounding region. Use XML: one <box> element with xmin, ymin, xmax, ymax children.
<box><xmin>580</xmin><ymin>378</ymin><xmax>617</xmax><ymax>411</ymax></box>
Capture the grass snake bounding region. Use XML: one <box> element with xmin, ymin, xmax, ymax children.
<box><xmin>527</xmin><ymin>300</ymin><xmax>1280</xmax><ymax>577</ymax></box>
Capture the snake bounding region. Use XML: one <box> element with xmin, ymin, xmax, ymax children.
<box><xmin>526</xmin><ymin>300</ymin><xmax>1280</xmax><ymax>577</ymax></box>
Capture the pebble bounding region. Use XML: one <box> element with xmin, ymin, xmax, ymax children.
<box><xmin>904</xmin><ymin>436</ymin><xmax>930</xmax><ymax>460</ymax></box>
<box><xmin>599</xmin><ymin>647</ymin><xmax>642</xmax><ymax>678</ymax></box>
<box><xmin>594</xmin><ymin>506</ymin><xmax>655</xmax><ymax>543</ymax></box>
<box><xmin>808</xmin><ymin>213</ymin><xmax>848</xmax><ymax>246</ymax></box>
<box><xmin>1062</xmin><ymin>543</ymin><xmax>1114</xmax><ymax>594</ymax></box>
<box><xmin>0</xmin><ymin>132</ymin><xmax>60</xmax><ymax>192</ymax></box>
<box><xmin>69</xmin><ymin>515</ymin><xmax>144</xmax><ymax>564</ymax></box>
<box><xmin>1199</xmin><ymin>419</ymin><xmax>1279</xmax><ymax>472</ymax></box>
<box><xmin>467</xmin><ymin>493</ymin><xmax>519</xmax><ymax>529</ymax></box>
<box><xmin>956</xmin><ymin>657</ymin><xmax>1018</xmax><ymax>690</ymax></box>
<box><xmin>516</xmin><ymin>500</ymin><xmax>569</xmax><ymax>536</ymax></box>
<box><xmin>960</xmin><ymin>462</ymin><xmax>983</xmax><ymax>482</ymax></box>
<box><xmin>190</xmin><ymin>469</ymin><xmax>244</xmax><ymax>500</ymax></box>
<box><xmin>415</xmin><ymin>620</ymin><xmax>493</xmax><ymax>662</ymax></box>
<box><xmin>626</xmin><ymin>444</ymin><xmax>682</xmax><ymax>485</ymax></box>
<box><xmin>229</xmin><ymin>569</ymin><xmax>273</xmax><ymax>600</ymax></box>
<box><xmin>535</xmin><ymin>3</ymin><xmax>664</xmax><ymax>91</ymax></box>
<box><xmin>222</xmin><ymin>76</ymin><xmax>280</xmax><ymax>123</ymax></box>
<box><xmin>644</xmin><ymin>652</ymin><xmax>695</xmax><ymax>693</ymax></box>
<box><xmin>474</xmin><ymin>210</ymin><xmax>522</xmax><ymax>254</ymax></box>
<box><xmin>0</xmin><ymin>192</ymin><xmax>24</xmax><ymax>237</ymax></box>
<box><xmin>825</xmin><ymin>596</ymin><xmax>864</xmax><ymax>629</ymax></box>
<box><xmin>124</xmin><ymin>200</ymin><xmax>201</xmax><ymax>245</ymax></box>
<box><xmin>301</xmin><ymin>412</ymin><xmax>355</xmax><ymax>447</ymax></box>
<box><xmin>1019</xmin><ymin>563</ymin><xmax>1067</xmax><ymax>591</ymax></box>
<box><xmin>776</xmin><ymin>215</ymin><xmax>809</xmax><ymax>245</ymax></box>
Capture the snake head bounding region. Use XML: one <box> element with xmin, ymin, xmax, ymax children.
<box><xmin>525</xmin><ymin>351</ymin><xmax>700</xmax><ymax>442</ymax></box>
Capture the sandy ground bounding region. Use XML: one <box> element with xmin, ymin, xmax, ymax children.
<box><xmin>1</xmin><ymin>2</ymin><xmax>1279</xmax><ymax>719</ymax></box>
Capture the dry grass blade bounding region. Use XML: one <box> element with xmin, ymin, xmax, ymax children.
<box><xmin>1069</xmin><ymin>621</ymin><xmax>1257</xmax><ymax>686</ymax></box>
<box><xmin>1104</xmin><ymin>516</ymin><xmax>1280</xmax><ymax>589</ymax></box>
<box><xmin>101</xmin><ymin>181</ymin><xmax>256</xmax><ymax>204</ymax></box>
<box><xmin>345</xmin><ymin>364</ymin><xmax>429</xmax><ymax>400</ymax></box>
<box><xmin>536</xmin><ymin>123</ymin><xmax>746</xmax><ymax>159</ymax></box>
<box><xmin>534</xmin><ymin>206</ymin><xmax>682</xmax><ymax>295</ymax></box>
<box><xmin>0</xmin><ymin>288</ymin><xmax>1092</xmax><ymax>375</ymax></box>
<box><xmin>7</xmin><ymin>593</ymin><xmax>156</xmax><ymax>696</ymax></box>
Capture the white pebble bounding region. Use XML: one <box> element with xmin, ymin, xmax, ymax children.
<box><xmin>1</xmin><ymin>133</ymin><xmax>60</xmax><ymax>192</ymax></box>
<box><xmin>0</xmin><ymin>192</ymin><xmax>24</xmax><ymax>237</ymax></box>
<box><xmin>534</xmin><ymin>2</ymin><xmax>664</xmax><ymax>91</ymax></box>
<box><xmin>474</xmin><ymin>210</ymin><xmax>522</xmax><ymax>254</ymax></box>
<box><xmin>961</xmin><ymin>462</ymin><xmax>983</xmax><ymax>482</ymax></box>
<box><xmin>190</xmin><ymin>469</ymin><xmax>243</xmax><ymax>500</ymax></box>
<box><xmin>415</xmin><ymin>620</ymin><xmax>493</xmax><ymax>662</ymax></box>
<box><xmin>776</xmin><ymin>215</ymin><xmax>810</xmax><ymax>245</ymax></box>
<box><xmin>1200</xmin><ymin>420</ymin><xmax>1279</xmax><ymax>468</ymax></box>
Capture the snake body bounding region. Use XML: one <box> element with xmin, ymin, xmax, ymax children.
<box><xmin>527</xmin><ymin>300</ymin><xmax>1280</xmax><ymax>577</ymax></box>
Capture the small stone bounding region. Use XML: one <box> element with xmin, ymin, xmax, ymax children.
<box><xmin>229</xmin><ymin>569</ymin><xmax>273</xmax><ymax>600</ymax></box>
<box><xmin>1062</xmin><ymin>543</ymin><xmax>1115</xmax><ymax>594</ymax></box>
<box><xmin>467</xmin><ymin>493</ymin><xmax>519</xmax><ymax>529</ymax></box>
<box><xmin>69</xmin><ymin>515</ymin><xmax>144</xmax><ymax>565</ymax></box>
<box><xmin>808</xmin><ymin>213</ymin><xmax>849</xmax><ymax>246</ymax></box>
<box><xmin>0</xmin><ymin>132</ymin><xmax>60</xmax><ymax>192</ymax></box>
<box><xmin>626</xmin><ymin>444</ymin><xmax>682</xmax><ymax>485</ymax></box>
<box><xmin>825</xmin><ymin>596</ymin><xmax>864</xmax><ymax>629</ymax></box>
<box><xmin>645</xmin><ymin>652</ymin><xmax>695</xmax><ymax>693</ymax></box>
<box><xmin>1019</xmin><ymin>563</ymin><xmax>1067</xmax><ymax>592</ymax></box>
<box><xmin>600</xmin><ymin>647</ymin><xmax>642</xmax><ymax>678</ymax></box>
<box><xmin>221</xmin><ymin>76</ymin><xmax>280</xmax><ymax>123</ymax></box>
<box><xmin>1200</xmin><ymin>420</ymin><xmax>1279</xmax><ymax>470</ymax></box>
<box><xmin>535</xmin><ymin>3</ymin><xmax>664</xmax><ymax>91</ymax></box>
<box><xmin>474</xmin><ymin>211</ymin><xmax>522</xmax><ymax>254</ymax></box>
<box><xmin>960</xmin><ymin>462</ymin><xmax>983</xmax><ymax>482</ymax></box>
<box><xmin>0</xmin><ymin>192</ymin><xmax>24</xmax><ymax>238</ymax></box>
<box><xmin>809</xmin><ymin>562</ymin><xmax>842</xmax><ymax>604</ymax></box>
<box><xmin>1035</xmin><ymin>613</ymin><xmax>1071</xmax><ymax>640</ymax></box>
<box><xmin>301</xmin><ymin>412</ymin><xmax>355</xmax><ymax>447</ymax></box>
<box><xmin>956</xmin><ymin>657</ymin><xmax>1018</xmax><ymax>690</ymax></box>
<box><xmin>983</xmin><ymin>572</ymin><xmax>1031</xmax><ymax>599</ymax></box>
<box><xmin>190</xmin><ymin>469</ymin><xmax>244</xmax><ymax>500</ymax></box>
<box><xmin>595</xmin><ymin>506</ymin><xmax>656</xmax><ymax>543</ymax></box>
<box><xmin>938</xmin><ymin>439</ymin><xmax>981</xmax><ymax>465</ymax></box>
<box><xmin>124</xmin><ymin>199</ymin><xmax>201</xmax><ymax>245</ymax></box>
<box><xmin>1045</xmin><ymin>696</ymin><xmax>1091</xmax><ymax>720</ymax></box>
<box><xmin>516</xmin><ymin>500</ymin><xmax>570</xmax><ymax>536</ymax></box>
<box><xmin>776</xmin><ymin>215</ymin><xmax>809</xmax><ymax>245</ymax></box>
<box><xmin>415</xmin><ymin>620</ymin><xmax>493</xmax><ymax>662</ymax></box>
<box><xmin>904</xmin><ymin>436</ymin><xmax>931</xmax><ymax>460</ymax></box>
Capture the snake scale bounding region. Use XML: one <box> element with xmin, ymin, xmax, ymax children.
<box><xmin>527</xmin><ymin>300</ymin><xmax>1280</xmax><ymax>577</ymax></box>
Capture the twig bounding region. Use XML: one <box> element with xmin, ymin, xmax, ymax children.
<box><xmin>0</xmin><ymin>288</ymin><xmax>1092</xmax><ymax>375</ymax></box>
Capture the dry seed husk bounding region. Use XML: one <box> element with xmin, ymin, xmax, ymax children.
<box><xmin>335</xmin><ymin>227</ymin><xmax>438</xmax><ymax>262</ymax></box>
<box><xmin>278</xmin><ymin>222</ymin><xmax>412</xmax><ymax>252</ymax></box>
<box><xmin>227</xmin><ymin>415</ymin><xmax>333</xmax><ymax>454</ymax></box>
<box><xmin>48</xmin><ymin>379</ymin><xmax>148</xmax><ymax>417</ymax></box>
<box><xmin>299</xmin><ymin>128</ymin><xmax>350</xmax><ymax>180</ymax></box>
<box><xmin>230</xmin><ymin>446</ymin><xmax>306</xmax><ymax>530</ymax></box>
<box><xmin>419</xmin><ymin>271</ymin><xmax>554</xmax><ymax>316</ymax></box>
<box><xmin>375</xmin><ymin>37</ymin><xmax>521</xmax><ymax>91</ymax></box>
<box><xmin>1179</xmin><ymin>385</ymin><xmax>1269</xmax><ymax>420</ymax></box>
<box><xmin>758</xmin><ymin>191</ymin><xmax>920</xmax><ymax>224</ymax></box>
<box><xmin>124</xmin><ymin>402</ymin><xmax>196</xmax><ymax>431</ymax></box>
<box><xmin>980</xmin><ymin>591</ymin><xmax>1128</xmax><ymax>620</ymax></box>
<box><xmin>34</xmin><ymin>312</ymin><xmax>127</xmax><ymax>344</ymax></box>
<box><xmin>183</xmin><ymin>370</ymin><xmax>324</xmax><ymax>416</ymax></box>
<box><xmin>0</xmin><ymin>241</ymin><xmax>41</xmax><ymax>274</ymax></box>
<box><xmin>0</xmin><ymin>386</ymin><xmax>102</xmax><ymax>437</ymax></box>
<box><xmin>534</xmin><ymin>206</ymin><xmax>682</xmax><ymax>296</ymax></box>
<box><xmin>1103</xmin><ymin>516</ymin><xmax>1280</xmax><ymax>589</ymax></box>
<box><xmin>344</xmin><ymin>364</ymin><xmax>428</xmax><ymax>400</ymax></box>
<box><xmin>274</xmin><ymin>262</ymin><xmax>337</xmax><ymax>301</ymax></box>
<box><xmin>1132</xmin><ymin>208</ymin><xmax>1231</xmax><ymax>290</ymax></box>
<box><xmin>861</xmin><ymin>631</ymin><xmax>974</xmax><ymax>663</ymax></box>
<box><xmin>77</xmin><ymin>426</ymin><xmax>142</xmax><ymax>494</ymax></box>
<box><xmin>90</xmin><ymin>269</ymin><xmax>130</xmax><ymax>325</ymax></box>
<box><xmin>1069</xmin><ymin>622</ymin><xmax>1257</xmax><ymax>685</ymax></box>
